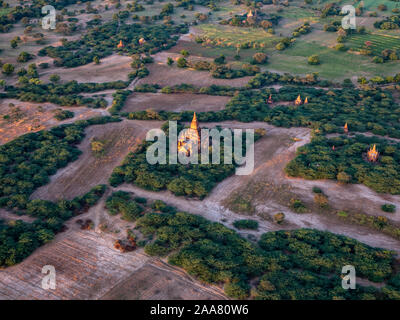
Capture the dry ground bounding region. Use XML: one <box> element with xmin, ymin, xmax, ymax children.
<box><xmin>0</xmin><ymin>194</ymin><xmax>226</xmax><ymax>300</ymax></box>
<box><xmin>0</xmin><ymin>99</ymin><xmax>107</xmax><ymax>145</ymax></box>
<box><xmin>38</xmin><ymin>55</ymin><xmax>133</xmax><ymax>83</ymax></box>
<box><xmin>31</xmin><ymin>119</ymin><xmax>163</xmax><ymax>201</ymax></box>
<box><xmin>139</xmin><ymin>52</ymin><xmax>254</xmax><ymax>87</ymax></box>
<box><xmin>123</xmin><ymin>92</ymin><xmax>231</xmax><ymax>113</ymax></box>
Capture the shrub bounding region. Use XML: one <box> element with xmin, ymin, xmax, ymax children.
<box><xmin>233</xmin><ymin>219</ymin><xmax>259</xmax><ymax>230</ymax></box>
<box><xmin>2</xmin><ymin>63</ymin><xmax>14</xmax><ymax>75</ymax></box>
<box><xmin>381</xmin><ymin>204</ymin><xmax>396</xmax><ymax>213</ymax></box>
<box><xmin>273</xmin><ymin>212</ymin><xmax>285</xmax><ymax>224</ymax></box>
<box><xmin>314</xmin><ymin>193</ymin><xmax>329</xmax><ymax>208</ymax></box>
<box><xmin>54</xmin><ymin>109</ymin><xmax>74</xmax><ymax>121</ymax></box>
<box><xmin>252</xmin><ymin>52</ymin><xmax>268</xmax><ymax>64</ymax></box>
<box><xmin>308</xmin><ymin>55</ymin><xmax>320</xmax><ymax>65</ymax></box>
<box><xmin>290</xmin><ymin>198</ymin><xmax>307</xmax><ymax>213</ymax></box>
<box><xmin>177</xmin><ymin>57</ymin><xmax>187</xmax><ymax>68</ymax></box>
<box><xmin>312</xmin><ymin>186</ymin><xmax>323</xmax><ymax>194</ymax></box>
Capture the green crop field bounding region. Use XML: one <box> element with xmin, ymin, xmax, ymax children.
<box><xmin>359</xmin><ymin>0</ymin><xmax>400</xmax><ymax>11</ymax></box>
<box><xmin>346</xmin><ymin>33</ymin><xmax>400</xmax><ymax>55</ymax></box>
<box><xmin>196</xmin><ymin>24</ymin><xmax>279</xmax><ymax>49</ymax></box>
<box><xmin>266</xmin><ymin>40</ymin><xmax>400</xmax><ymax>80</ymax></box>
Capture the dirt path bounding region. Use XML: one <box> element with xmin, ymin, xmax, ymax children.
<box><xmin>0</xmin><ymin>209</ymin><xmax>35</xmax><ymax>223</ymax></box>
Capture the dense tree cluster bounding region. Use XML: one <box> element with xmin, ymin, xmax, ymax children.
<box><xmin>135</xmin><ymin>208</ymin><xmax>400</xmax><ymax>299</ymax></box>
<box><xmin>285</xmin><ymin>135</ymin><xmax>400</xmax><ymax>194</ymax></box>
<box><xmin>109</xmin><ymin>90</ymin><xmax>132</xmax><ymax>115</ymax></box>
<box><xmin>374</xmin><ymin>14</ymin><xmax>400</xmax><ymax>30</ymax></box>
<box><xmin>54</xmin><ymin>109</ymin><xmax>74</xmax><ymax>121</ymax></box>
<box><xmin>105</xmin><ymin>191</ymin><xmax>143</xmax><ymax>221</ymax></box>
<box><xmin>38</xmin><ymin>21</ymin><xmax>188</xmax><ymax>67</ymax></box>
<box><xmin>2</xmin><ymin>80</ymin><xmax>128</xmax><ymax>108</ymax></box>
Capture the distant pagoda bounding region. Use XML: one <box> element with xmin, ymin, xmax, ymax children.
<box><xmin>304</xmin><ymin>97</ymin><xmax>308</xmax><ymax>104</ymax></box>
<box><xmin>295</xmin><ymin>95</ymin><xmax>302</xmax><ymax>105</ymax></box>
<box><xmin>367</xmin><ymin>144</ymin><xmax>379</xmax><ymax>162</ymax></box>
<box><xmin>344</xmin><ymin>122</ymin><xmax>348</xmax><ymax>134</ymax></box>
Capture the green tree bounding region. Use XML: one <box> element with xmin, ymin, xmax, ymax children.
<box><xmin>49</xmin><ymin>74</ymin><xmax>60</xmax><ymax>83</ymax></box>
<box><xmin>177</xmin><ymin>57</ymin><xmax>187</xmax><ymax>68</ymax></box>
<box><xmin>308</xmin><ymin>55</ymin><xmax>320</xmax><ymax>65</ymax></box>
<box><xmin>2</xmin><ymin>63</ymin><xmax>14</xmax><ymax>75</ymax></box>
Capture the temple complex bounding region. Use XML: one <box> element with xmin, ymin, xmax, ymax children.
<box><xmin>367</xmin><ymin>144</ymin><xmax>379</xmax><ymax>162</ymax></box>
<box><xmin>295</xmin><ymin>95</ymin><xmax>302</xmax><ymax>105</ymax></box>
<box><xmin>178</xmin><ymin>113</ymin><xmax>201</xmax><ymax>156</ymax></box>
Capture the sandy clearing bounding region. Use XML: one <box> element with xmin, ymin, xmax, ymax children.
<box><xmin>0</xmin><ymin>209</ymin><xmax>35</xmax><ymax>223</ymax></box>
<box><xmin>123</xmin><ymin>92</ymin><xmax>231</xmax><ymax>112</ymax></box>
<box><xmin>31</xmin><ymin>119</ymin><xmax>163</xmax><ymax>201</ymax></box>
<box><xmin>38</xmin><ymin>54</ymin><xmax>133</xmax><ymax>83</ymax></box>
<box><xmin>0</xmin><ymin>99</ymin><xmax>107</xmax><ymax>145</ymax></box>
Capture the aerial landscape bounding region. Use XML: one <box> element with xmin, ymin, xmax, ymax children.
<box><xmin>1</xmin><ymin>0</ymin><xmax>400</xmax><ymax>303</ymax></box>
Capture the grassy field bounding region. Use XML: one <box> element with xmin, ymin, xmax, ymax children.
<box><xmin>358</xmin><ymin>0</ymin><xmax>400</xmax><ymax>11</ymax></box>
<box><xmin>346</xmin><ymin>33</ymin><xmax>400</xmax><ymax>55</ymax></box>
<box><xmin>267</xmin><ymin>40</ymin><xmax>400</xmax><ymax>80</ymax></box>
<box><xmin>196</xmin><ymin>23</ymin><xmax>279</xmax><ymax>48</ymax></box>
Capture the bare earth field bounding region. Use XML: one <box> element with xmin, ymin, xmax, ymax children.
<box><xmin>31</xmin><ymin>119</ymin><xmax>163</xmax><ymax>201</ymax></box>
<box><xmin>0</xmin><ymin>99</ymin><xmax>107</xmax><ymax>145</ymax></box>
<box><xmin>39</xmin><ymin>55</ymin><xmax>133</xmax><ymax>83</ymax></box>
<box><xmin>123</xmin><ymin>92</ymin><xmax>231</xmax><ymax>112</ymax></box>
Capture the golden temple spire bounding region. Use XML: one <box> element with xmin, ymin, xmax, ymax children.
<box><xmin>295</xmin><ymin>95</ymin><xmax>302</xmax><ymax>105</ymax></box>
<box><xmin>190</xmin><ymin>112</ymin><xmax>199</xmax><ymax>131</ymax></box>
<box><xmin>367</xmin><ymin>144</ymin><xmax>379</xmax><ymax>162</ymax></box>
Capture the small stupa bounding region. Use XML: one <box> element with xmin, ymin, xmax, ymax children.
<box><xmin>344</xmin><ymin>122</ymin><xmax>348</xmax><ymax>134</ymax></box>
<box><xmin>367</xmin><ymin>144</ymin><xmax>379</xmax><ymax>162</ymax></box>
<box><xmin>267</xmin><ymin>94</ymin><xmax>273</xmax><ymax>104</ymax></box>
<box><xmin>117</xmin><ymin>40</ymin><xmax>124</xmax><ymax>48</ymax></box>
<box><xmin>295</xmin><ymin>95</ymin><xmax>302</xmax><ymax>105</ymax></box>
